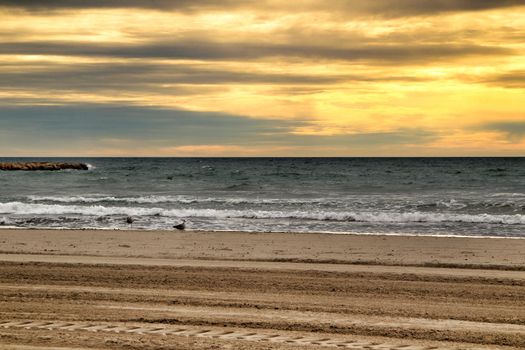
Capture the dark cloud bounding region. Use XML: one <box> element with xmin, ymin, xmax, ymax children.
<box><xmin>0</xmin><ymin>0</ymin><xmax>248</xmax><ymax>11</ymax></box>
<box><xmin>477</xmin><ymin>121</ymin><xmax>525</xmax><ymax>141</ymax></box>
<box><xmin>0</xmin><ymin>62</ymin><xmax>426</xmax><ymax>94</ymax></box>
<box><xmin>479</xmin><ymin>70</ymin><xmax>525</xmax><ymax>88</ymax></box>
<box><xmin>0</xmin><ymin>40</ymin><xmax>512</xmax><ymax>64</ymax></box>
<box><xmin>1</xmin><ymin>0</ymin><xmax>523</xmax><ymax>17</ymax></box>
<box><xmin>0</xmin><ymin>104</ymin><xmax>438</xmax><ymax>153</ymax></box>
<box><xmin>0</xmin><ymin>62</ymin><xmax>348</xmax><ymax>89</ymax></box>
<box><xmin>329</xmin><ymin>0</ymin><xmax>525</xmax><ymax>17</ymax></box>
<box><xmin>0</xmin><ymin>105</ymin><xmax>302</xmax><ymax>146</ymax></box>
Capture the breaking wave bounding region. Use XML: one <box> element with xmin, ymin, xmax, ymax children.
<box><xmin>2</xmin><ymin>202</ymin><xmax>525</xmax><ymax>225</ymax></box>
<box><xmin>27</xmin><ymin>195</ymin><xmax>324</xmax><ymax>205</ymax></box>
<box><xmin>25</xmin><ymin>195</ymin><xmax>525</xmax><ymax>212</ymax></box>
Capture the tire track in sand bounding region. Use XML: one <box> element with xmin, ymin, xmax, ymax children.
<box><xmin>0</xmin><ymin>320</ymin><xmax>456</xmax><ymax>349</ymax></box>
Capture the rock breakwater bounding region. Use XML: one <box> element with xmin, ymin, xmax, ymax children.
<box><xmin>0</xmin><ymin>162</ymin><xmax>89</xmax><ymax>171</ymax></box>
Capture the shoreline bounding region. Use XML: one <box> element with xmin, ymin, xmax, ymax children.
<box><xmin>1</xmin><ymin>228</ymin><xmax>525</xmax><ymax>269</ymax></box>
<box><xmin>1</xmin><ymin>226</ymin><xmax>524</xmax><ymax>240</ymax></box>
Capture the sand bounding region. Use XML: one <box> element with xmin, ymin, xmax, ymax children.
<box><xmin>1</xmin><ymin>229</ymin><xmax>524</xmax><ymax>350</ymax></box>
<box><xmin>2</xmin><ymin>229</ymin><xmax>525</xmax><ymax>268</ymax></box>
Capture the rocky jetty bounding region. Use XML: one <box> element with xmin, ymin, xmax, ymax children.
<box><xmin>0</xmin><ymin>162</ymin><xmax>89</xmax><ymax>171</ymax></box>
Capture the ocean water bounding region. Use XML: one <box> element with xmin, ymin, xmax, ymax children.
<box><xmin>0</xmin><ymin>157</ymin><xmax>524</xmax><ymax>237</ymax></box>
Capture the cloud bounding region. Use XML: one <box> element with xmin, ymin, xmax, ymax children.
<box><xmin>1</xmin><ymin>0</ymin><xmax>523</xmax><ymax>17</ymax></box>
<box><xmin>0</xmin><ymin>62</ymin><xmax>346</xmax><ymax>89</ymax></box>
<box><xmin>0</xmin><ymin>40</ymin><xmax>512</xmax><ymax>64</ymax></box>
<box><xmin>0</xmin><ymin>104</ymin><xmax>302</xmax><ymax>146</ymax></box>
<box><xmin>0</xmin><ymin>1</ymin><xmax>523</xmax><ymax>156</ymax></box>
<box><xmin>280</xmin><ymin>129</ymin><xmax>438</xmax><ymax>147</ymax></box>
<box><xmin>0</xmin><ymin>0</ymin><xmax>247</xmax><ymax>11</ymax></box>
<box><xmin>477</xmin><ymin>121</ymin><xmax>525</xmax><ymax>142</ymax></box>
<box><xmin>0</xmin><ymin>104</ymin><xmax>440</xmax><ymax>156</ymax></box>
<box><xmin>157</xmin><ymin>144</ymin><xmax>286</xmax><ymax>157</ymax></box>
<box><xmin>478</xmin><ymin>70</ymin><xmax>525</xmax><ymax>88</ymax></box>
<box><xmin>326</xmin><ymin>0</ymin><xmax>525</xmax><ymax>17</ymax></box>
<box><xmin>0</xmin><ymin>61</ymin><xmax>428</xmax><ymax>96</ymax></box>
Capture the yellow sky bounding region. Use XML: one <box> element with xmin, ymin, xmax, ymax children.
<box><xmin>0</xmin><ymin>1</ymin><xmax>524</xmax><ymax>156</ymax></box>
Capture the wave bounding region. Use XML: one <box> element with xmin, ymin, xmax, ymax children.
<box><xmin>417</xmin><ymin>199</ymin><xmax>524</xmax><ymax>211</ymax></box>
<box><xmin>27</xmin><ymin>195</ymin><xmax>328</xmax><ymax>205</ymax></box>
<box><xmin>26</xmin><ymin>195</ymin><xmax>525</xmax><ymax>212</ymax></box>
<box><xmin>1</xmin><ymin>202</ymin><xmax>525</xmax><ymax>225</ymax></box>
<box><xmin>28</xmin><ymin>195</ymin><xmax>188</xmax><ymax>204</ymax></box>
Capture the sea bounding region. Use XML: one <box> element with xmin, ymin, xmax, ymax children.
<box><xmin>0</xmin><ymin>157</ymin><xmax>524</xmax><ymax>237</ymax></box>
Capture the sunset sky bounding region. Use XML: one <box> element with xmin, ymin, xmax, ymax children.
<box><xmin>1</xmin><ymin>0</ymin><xmax>524</xmax><ymax>156</ymax></box>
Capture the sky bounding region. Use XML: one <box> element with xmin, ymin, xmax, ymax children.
<box><xmin>0</xmin><ymin>0</ymin><xmax>524</xmax><ymax>156</ymax></box>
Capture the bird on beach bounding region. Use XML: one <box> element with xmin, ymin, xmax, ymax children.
<box><xmin>173</xmin><ymin>219</ymin><xmax>186</xmax><ymax>230</ymax></box>
<box><xmin>126</xmin><ymin>216</ymin><xmax>134</xmax><ymax>227</ymax></box>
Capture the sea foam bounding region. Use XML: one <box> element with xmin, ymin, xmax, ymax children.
<box><xmin>2</xmin><ymin>202</ymin><xmax>524</xmax><ymax>225</ymax></box>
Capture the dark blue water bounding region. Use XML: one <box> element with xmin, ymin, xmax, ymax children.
<box><xmin>1</xmin><ymin>157</ymin><xmax>524</xmax><ymax>237</ymax></box>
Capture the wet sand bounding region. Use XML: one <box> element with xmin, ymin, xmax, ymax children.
<box><xmin>0</xmin><ymin>229</ymin><xmax>524</xmax><ymax>349</ymax></box>
<box><xmin>1</xmin><ymin>229</ymin><xmax>525</xmax><ymax>268</ymax></box>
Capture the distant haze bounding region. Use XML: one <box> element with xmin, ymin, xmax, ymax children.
<box><xmin>0</xmin><ymin>1</ymin><xmax>524</xmax><ymax>156</ymax></box>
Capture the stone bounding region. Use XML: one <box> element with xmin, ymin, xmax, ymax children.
<box><xmin>0</xmin><ymin>162</ymin><xmax>89</xmax><ymax>171</ymax></box>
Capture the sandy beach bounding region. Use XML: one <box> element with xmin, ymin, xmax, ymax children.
<box><xmin>3</xmin><ymin>0</ymin><xmax>525</xmax><ymax>347</ymax></box>
<box><xmin>1</xmin><ymin>229</ymin><xmax>525</xmax><ymax>350</ymax></box>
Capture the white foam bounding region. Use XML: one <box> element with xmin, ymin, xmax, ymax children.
<box><xmin>28</xmin><ymin>195</ymin><xmax>173</xmax><ymax>204</ymax></box>
<box><xmin>1</xmin><ymin>202</ymin><xmax>525</xmax><ymax>225</ymax></box>
<box><xmin>26</xmin><ymin>195</ymin><xmax>525</xmax><ymax>211</ymax></box>
<box><xmin>27</xmin><ymin>195</ymin><xmax>327</xmax><ymax>205</ymax></box>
